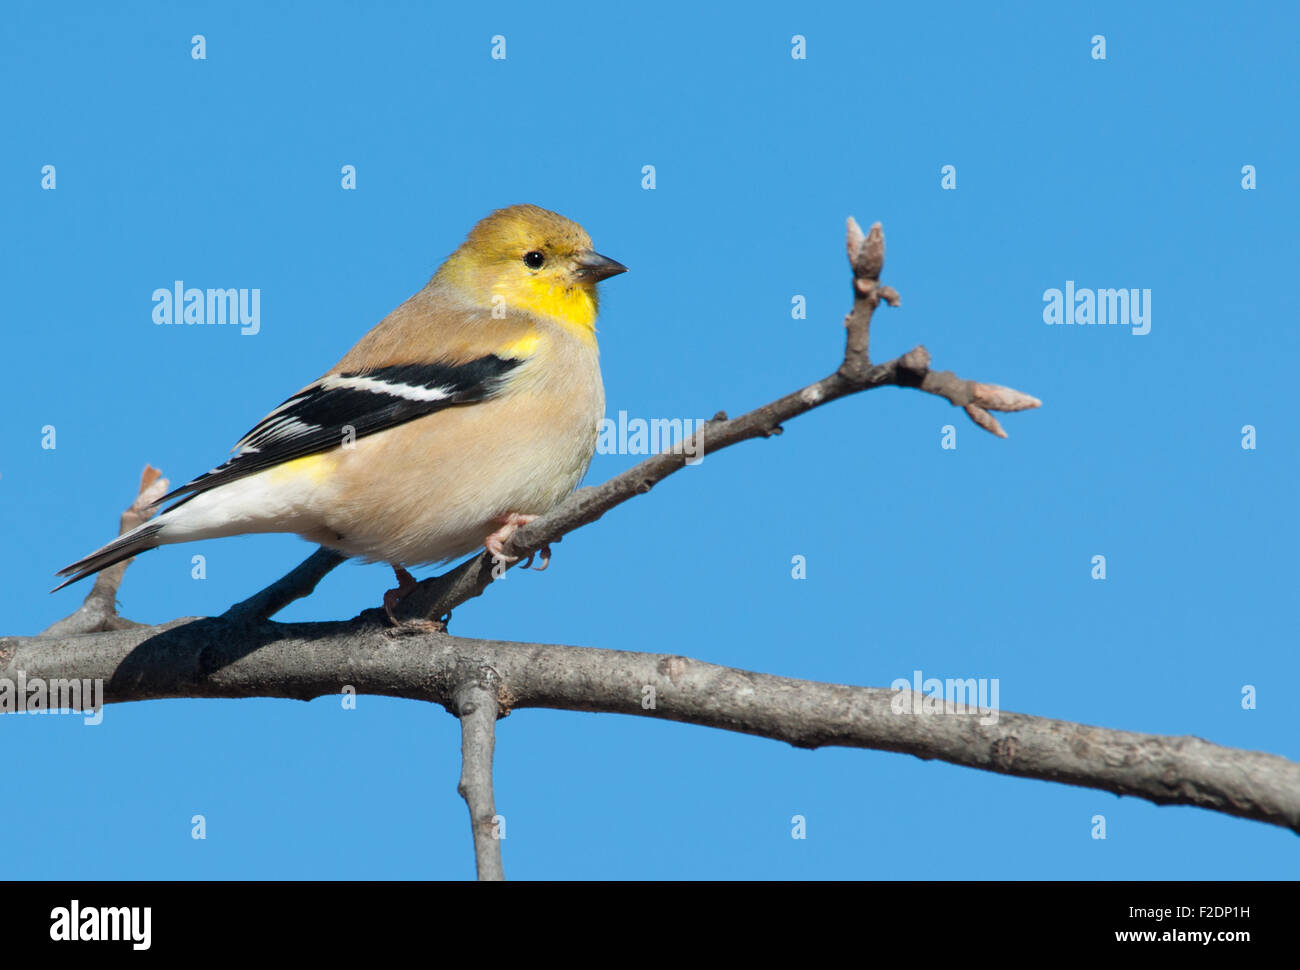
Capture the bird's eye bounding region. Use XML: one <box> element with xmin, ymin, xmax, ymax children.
<box><xmin>523</xmin><ymin>250</ymin><xmax>545</xmax><ymax>269</ymax></box>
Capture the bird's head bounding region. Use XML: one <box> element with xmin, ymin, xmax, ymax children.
<box><xmin>436</xmin><ymin>204</ymin><xmax>627</xmax><ymax>335</ymax></box>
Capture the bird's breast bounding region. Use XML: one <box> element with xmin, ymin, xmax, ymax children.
<box><xmin>318</xmin><ymin>335</ymin><xmax>604</xmax><ymax>566</ymax></box>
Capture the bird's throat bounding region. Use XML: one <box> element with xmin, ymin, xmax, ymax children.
<box><xmin>503</xmin><ymin>278</ymin><xmax>599</xmax><ymax>345</ymax></box>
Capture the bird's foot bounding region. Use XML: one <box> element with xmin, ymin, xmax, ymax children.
<box><xmin>520</xmin><ymin>544</ymin><xmax>553</xmax><ymax>571</ymax></box>
<box><xmin>383</xmin><ymin>566</ymin><xmax>419</xmax><ymax>624</ymax></box>
<box><xmin>484</xmin><ymin>512</ymin><xmax>538</xmax><ymax>563</ymax></box>
<box><xmin>381</xmin><ymin>567</ymin><xmax>449</xmax><ymax>633</ymax></box>
<box><xmin>383</xmin><ymin>615</ymin><xmax>448</xmax><ymax>637</ymax></box>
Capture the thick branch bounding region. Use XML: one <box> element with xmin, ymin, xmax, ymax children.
<box><xmin>4</xmin><ymin>621</ymin><xmax>1297</xmax><ymax>834</ymax></box>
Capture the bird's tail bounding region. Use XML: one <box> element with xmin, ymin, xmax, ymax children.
<box><xmin>52</xmin><ymin>520</ymin><xmax>167</xmax><ymax>592</ymax></box>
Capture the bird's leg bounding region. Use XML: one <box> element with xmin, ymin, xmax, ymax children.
<box><xmin>484</xmin><ymin>512</ymin><xmax>538</xmax><ymax>563</ymax></box>
<box><xmin>381</xmin><ymin>566</ymin><xmax>446</xmax><ymax>633</ymax></box>
<box><xmin>383</xmin><ymin>566</ymin><xmax>419</xmax><ymax>624</ymax></box>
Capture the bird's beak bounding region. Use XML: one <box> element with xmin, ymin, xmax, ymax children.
<box><xmin>573</xmin><ymin>251</ymin><xmax>628</xmax><ymax>283</ymax></box>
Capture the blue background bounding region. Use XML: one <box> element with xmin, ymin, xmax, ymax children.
<box><xmin>2</xmin><ymin>1</ymin><xmax>1296</xmax><ymax>878</ymax></box>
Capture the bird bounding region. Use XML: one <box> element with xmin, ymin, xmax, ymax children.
<box><xmin>55</xmin><ymin>203</ymin><xmax>627</xmax><ymax>620</ymax></box>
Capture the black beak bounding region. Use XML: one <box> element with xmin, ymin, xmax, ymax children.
<box><xmin>574</xmin><ymin>251</ymin><xmax>628</xmax><ymax>283</ymax></box>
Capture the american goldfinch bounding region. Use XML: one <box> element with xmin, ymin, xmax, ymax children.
<box><xmin>55</xmin><ymin>204</ymin><xmax>627</xmax><ymax>617</ymax></box>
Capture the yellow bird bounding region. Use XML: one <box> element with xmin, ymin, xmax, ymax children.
<box><xmin>55</xmin><ymin>204</ymin><xmax>627</xmax><ymax>617</ymax></box>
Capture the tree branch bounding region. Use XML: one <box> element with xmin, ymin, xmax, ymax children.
<box><xmin>454</xmin><ymin>674</ymin><xmax>505</xmax><ymax>881</ymax></box>
<box><xmin>5</xmin><ymin>621</ymin><xmax>1298</xmax><ymax>833</ymax></box>
<box><xmin>223</xmin><ymin>547</ymin><xmax>348</xmax><ymax>624</ymax></box>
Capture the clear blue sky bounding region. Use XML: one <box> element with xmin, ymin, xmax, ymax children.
<box><xmin>3</xmin><ymin>1</ymin><xmax>1296</xmax><ymax>879</ymax></box>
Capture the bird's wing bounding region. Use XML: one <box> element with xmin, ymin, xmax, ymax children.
<box><xmin>158</xmin><ymin>354</ymin><xmax>528</xmax><ymax>509</ymax></box>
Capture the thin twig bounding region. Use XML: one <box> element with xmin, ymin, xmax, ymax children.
<box><xmin>222</xmin><ymin>547</ymin><xmax>348</xmax><ymax>623</ymax></box>
<box><xmin>454</xmin><ymin>675</ymin><xmax>505</xmax><ymax>881</ymax></box>
<box><xmin>41</xmin><ymin>466</ymin><xmax>169</xmax><ymax>636</ymax></box>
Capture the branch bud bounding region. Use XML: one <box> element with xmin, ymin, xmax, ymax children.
<box><xmin>845</xmin><ymin>217</ymin><xmax>885</xmax><ymax>280</ymax></box>
<box><xmin>964</xmin><ymin>403</ymin><xmax>1007</xmax><ymax>439</ymax></box>
<box><xmin>971</xmin><ymin>383</ymin><xmax>1042</xmax><ymax>413</ymax></box>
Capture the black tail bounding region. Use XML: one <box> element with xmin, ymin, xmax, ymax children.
<box><xmin>52</xmin><ymin>522</ymin><xmax>165</xmax><ymax>592</ymax></box>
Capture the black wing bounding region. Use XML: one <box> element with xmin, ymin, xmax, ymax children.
<box><xmin>159</xmin><ymin>356</ymin><xmax>525</xmax><ymax>508</ymax></box>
